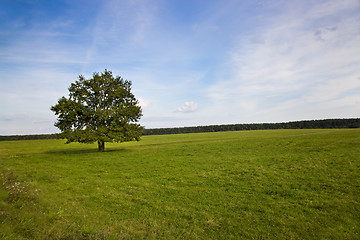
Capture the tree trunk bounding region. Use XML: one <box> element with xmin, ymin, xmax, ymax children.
<box><xmin>98</xmin><ymin>141</ymin><xmax>105</xmax><ymax>152</ymax></box>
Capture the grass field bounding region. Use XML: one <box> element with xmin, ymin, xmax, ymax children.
<box><xmin>0</xmin><ymin>129</ymin><xmax>359</xmax><ymax>239</ymax></box>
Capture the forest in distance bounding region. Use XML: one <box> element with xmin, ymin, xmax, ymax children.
<box><xmin>1</xmin><ymin>118</ymin><xmax>359</xmax><ymax>141</ymax></box>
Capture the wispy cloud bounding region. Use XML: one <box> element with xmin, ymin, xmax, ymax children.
<box><xmin>1</xmin><ymin>0</ymin><xmax>359</xmax><ymax>134</ymax></box>
<box><xmin>0</xmin><ymin>113</ymin><xmax>28</xmax><ymax>122</ymax></box>
<box><xmin>306</xmin><ymin>0</ymin><xmax>359</xmax><ymax>19</ymax></box>
<box><xmin>83</xmin><ymin>0</ymin><xmax>158</xmax><ymax>69</ymax></box>
<box><xmin>205</xmin><ymin>0</ymin><xmax>360</xmax><ymax>123</ymax></box>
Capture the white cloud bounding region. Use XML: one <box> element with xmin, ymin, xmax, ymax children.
<box><xmin>177</xmin><ymin>101</ymin><xmax>198</xmax><ymax>113</ymax></box>
<box><xmin>138</xmin><ymin>98</ymin><xmax>150</xmax><ymax>109</ymax></box>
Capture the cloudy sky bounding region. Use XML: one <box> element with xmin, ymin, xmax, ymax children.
<box><xmin>1</xmin><ymin>0</ymin><xmax>360</xmax><ymax>135</ymax></box>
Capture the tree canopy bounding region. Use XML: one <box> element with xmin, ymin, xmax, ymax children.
<box><xmin>51</xmin><ymin>70</ymin><xmax>143</xmax><ymax>151</ymax></box>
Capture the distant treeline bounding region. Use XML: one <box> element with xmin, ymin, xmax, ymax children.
<box><xmin>143</xmin><ymin>118</ymin><xmax>360</xmax><ymax>135</ymax></box>
<box><xmin>0</xmin><ymin>134</ymin><xmax>59</xmax><ymax>141</ymax></box>
<box><xmin>1</xmin><ymin>118</ymin><xmax>359</xmax><ymax>141</ymax></box>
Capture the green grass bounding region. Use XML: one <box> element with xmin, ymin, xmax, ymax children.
<box><xmin>0</xmin><ymin>129</ymin><xmax>359</xmax><ymax>239</ymax></box>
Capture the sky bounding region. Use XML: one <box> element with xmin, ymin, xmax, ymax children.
<box><xmin>1</xmin><ymin>0</ymin><xmax>360</xmax><ymax>135</ymax></box>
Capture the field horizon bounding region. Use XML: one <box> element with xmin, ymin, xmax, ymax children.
<box><xmin>1</xmin><ymin>129</ymin><xmax>359</xmax><ymax>239</ymax></box>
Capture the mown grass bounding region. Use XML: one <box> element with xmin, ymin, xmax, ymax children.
<box><xmin>0</xmin><ymin>129</ymin><xmax>359</xmax><ymax>239</ymax></box>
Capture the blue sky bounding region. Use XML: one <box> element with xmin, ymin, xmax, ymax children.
<box><xmin>1</xmin><ymin>0</ymin><xmax>360</xmax><ymax>135</ymax></box>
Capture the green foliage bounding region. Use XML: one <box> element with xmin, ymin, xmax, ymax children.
<box><xmin>0</xmin><ymin>129</ymin><xmax>359</xmax><ymax>239</ymax></box>
<box><xmin>51</xmin><ymin>69</ymin><xmax>143</xmax><ymax>151</ymax></box>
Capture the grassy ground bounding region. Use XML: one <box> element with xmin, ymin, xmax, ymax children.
<box><xmin>0</xmin><ymin>129</ymin><xmax>359</xmax><ymax>239</ymax></box>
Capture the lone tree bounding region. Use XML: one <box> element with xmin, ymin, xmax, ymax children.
<box><xmin>51</xmin><ymin>69</ymin><xmax>143</xmax><ymax>152</ymax></box>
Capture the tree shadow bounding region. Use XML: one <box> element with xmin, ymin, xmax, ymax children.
<box><xmin>46</xmin><ymin>147</ymin><xmax>128</xmax><ymax>155</ymax></box>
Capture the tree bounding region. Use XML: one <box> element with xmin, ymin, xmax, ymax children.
<box><xmin>51</xmin><ymin>69</ymin><xmax>143</xmax><ymax>152</ymax></box>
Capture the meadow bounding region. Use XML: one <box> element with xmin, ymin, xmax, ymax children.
<box><xmin>0</xmin><ymin>129</ymin><xmax>359</xmax><ymax>239</ymax></box>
